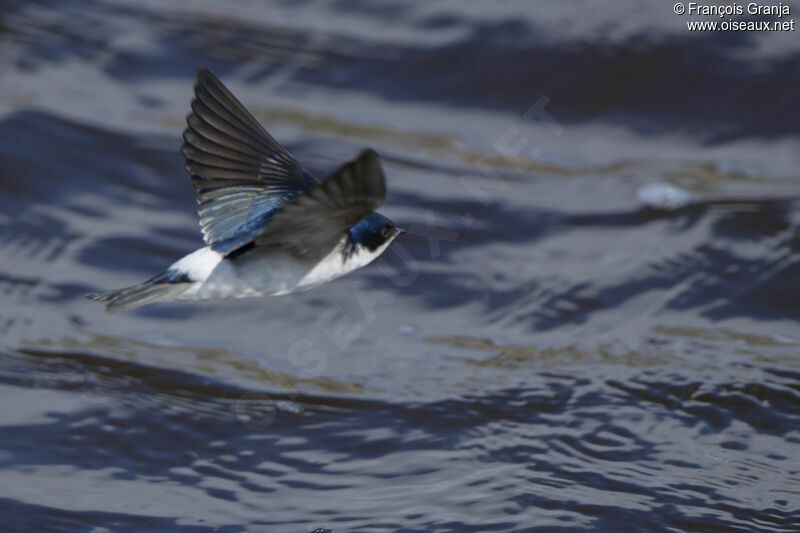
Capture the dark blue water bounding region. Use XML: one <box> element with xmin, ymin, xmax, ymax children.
<box><xmin>1</xmin><ymin>1</ymin><xmax>800</xmax><ymax>531</ymax></box>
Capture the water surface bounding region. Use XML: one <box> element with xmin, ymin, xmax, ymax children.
<box><xmin>1</xmin><ymin>1</ymin><xmax>799</xmax><ymax>531</ymax></box>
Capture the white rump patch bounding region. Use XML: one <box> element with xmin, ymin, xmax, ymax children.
<box><xmin>171</xmin><ymin>247</ymin><xmax>223</xmax><ymax>282</ymax></box>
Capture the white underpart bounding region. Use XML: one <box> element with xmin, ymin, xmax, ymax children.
<box><xmin>171</xmin><ymin>247</ymin><xmax>223</xmax><ymax>281</ymax></box>
<box><xmin>299</xmin><ymin>236</ymin><xmax>395</xmax><ymax>289</ymax></box>
<box><xmin>172</xmin><ymin>236</ymin><xmax>396</xmax><ymax>301</ymax></box>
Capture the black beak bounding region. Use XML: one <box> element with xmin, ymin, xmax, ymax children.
<box><xmin>395</xmin><ymin>227</ymin><xmax>407</xmax><ymax>237</ymax></box>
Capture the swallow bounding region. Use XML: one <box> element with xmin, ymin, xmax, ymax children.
<box><xmin>87</xmin><ymin>69</ymin><xmax>404</xmax><ymax>312</ymax></box>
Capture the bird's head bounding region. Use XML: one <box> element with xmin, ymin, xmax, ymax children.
<box><xmin>348</xmin><ymin>212</ymin><xmax>405</xmax><ymax>253</ymax></box>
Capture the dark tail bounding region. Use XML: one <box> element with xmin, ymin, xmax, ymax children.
<box><xmin>86</xmin><ymin>281</ymin><xmax>191</xmax><ymax>313</ymax></box>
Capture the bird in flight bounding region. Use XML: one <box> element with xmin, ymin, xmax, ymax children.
<box><xmin>88</xmin><ymin>69</ymin><xmax>404</xmax><ymax>312</ymax></box>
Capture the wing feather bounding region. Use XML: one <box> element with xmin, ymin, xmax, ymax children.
<box><xmin>181</xmin><ymin>68</ymin><xmax>315</xmax><ymax>247</ymax></box>
<box><xmin>253</xmin><ymin>149</ymin><xmax>386</xmax><ymax>259</ymax></box>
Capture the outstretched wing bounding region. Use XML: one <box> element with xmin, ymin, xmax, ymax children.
<box><xmin>181</xmin><ymin>68</ymin><xmax>316</xmax><ymax>252</ymax></box>
<box><xmin>253</xmin><ymin>149</ymin><xmax>386</xmax><ymax>259</ymax></box>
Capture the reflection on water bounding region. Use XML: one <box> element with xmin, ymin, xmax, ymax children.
<box><xmin>1</xmin><ymin>0</ymin><xmax>799</xmax><ymax>531</ymax></box>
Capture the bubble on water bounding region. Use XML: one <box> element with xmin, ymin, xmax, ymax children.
<box><xmin>397</xmin><ymin>325</ymin><xmax>416</xmax><ymax>335</ymax></box>
<box><xmin>637</xmin><ymin>182</ymin><xmax>693</xmax><ymax>210</ymax></box>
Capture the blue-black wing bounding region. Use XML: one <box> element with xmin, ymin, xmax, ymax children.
<box><xmin>181</xmin><ymin>69</ymin><xmax>316</xmax><ymax>253</ymax></box>
<box><xmin>254</xmin><ymin>149</ymin><xmax>386</xmax><ymax>259</ymax></box>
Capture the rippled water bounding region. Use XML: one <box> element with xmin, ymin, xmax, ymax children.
<box><xmin>1</xmin><ymin>1</ymin><xmax>800</xmax><ymax>531</ymax></box>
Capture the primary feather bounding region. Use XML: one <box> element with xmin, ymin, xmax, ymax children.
<box><xmin>182</xmin><ymin>68</ymin><xmax>316</xmax><ymax>252</ymax></box>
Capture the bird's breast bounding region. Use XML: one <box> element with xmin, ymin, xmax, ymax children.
<box><xmin>299</xmin><ymin>238</ymin><xmax>390</xmax><ymax>288</ymax></box>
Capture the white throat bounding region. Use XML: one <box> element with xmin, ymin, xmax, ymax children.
<box><xmin>299</xmin><ymin>236</ymin><xmax>395</xmax><ymax>288</ymax></box>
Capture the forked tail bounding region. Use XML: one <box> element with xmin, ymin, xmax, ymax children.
<box><xmin>86</xmin><ymin>280</ymin><xmax>191</xmax><ymax>313</ymax></box>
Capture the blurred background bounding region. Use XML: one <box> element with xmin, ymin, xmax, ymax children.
<box><xmin>1</xmin><ymin>1</ymin><xmax>799</xmax><ymax>531</ymax></box>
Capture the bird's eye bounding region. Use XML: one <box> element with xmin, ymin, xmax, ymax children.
<box><xmin>380</xmin><ymin>225</ymin><xmax>391</xmax><ymax>238</ymax></box>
